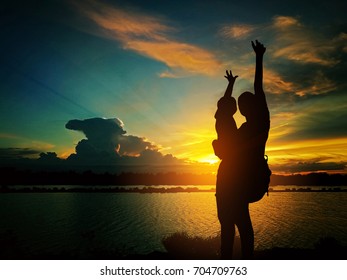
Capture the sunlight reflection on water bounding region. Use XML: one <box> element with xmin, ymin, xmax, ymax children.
<box><xmin>0</xmin><ymin>187</ymin><xmax>346</xmax><ymax>256</ymax></box>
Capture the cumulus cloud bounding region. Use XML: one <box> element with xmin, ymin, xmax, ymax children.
<box><xmin>121</xmin><ymin>149</ymin><xmax>181</xmax><ymax>166</ymax></box>
<box><xmin>74</xmin><ymin>0</ymin><xmax>222</xmax><ymax>77</ymax></box>
<box><xmin>0</xmin><ymin>116</ymin><xmax>188</xmax><ymax>172</ymax></box>
<box><xmin>38</xmin><ymin>152</ymin><xmax>62</xmax><ymax>164</ymax></box>
<box><xmin>64</xmin><ymin>116</ymin><xmax>183</xmax><ymax>168</ymax></box>
<box><xmin>66</xmin><ymin>117</ymin><xmax>126</xmax><ymax>161</ymax></box>
<box><xmin>118</xmin><ymin>135</ymin><xmax>156</xmax><ymax>156</ymax></box>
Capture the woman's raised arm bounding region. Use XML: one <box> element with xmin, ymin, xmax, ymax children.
<box><xmin>252</xmin><ymin>40</ymin><xmax>266</xmax><ymax>99</ymax></box>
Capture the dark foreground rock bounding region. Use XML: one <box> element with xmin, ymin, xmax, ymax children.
<box><xmin>1</xmin><ymin>230</ymin><xmax>346</xmax><ymax>260</ymax></box>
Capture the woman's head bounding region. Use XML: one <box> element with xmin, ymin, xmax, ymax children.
<box><xmin>238</xmin><ymin>91</ymin><xmax>255</xmax><ymax>119</ymax></box>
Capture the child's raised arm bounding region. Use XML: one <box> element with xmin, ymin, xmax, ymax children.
<box><xmin>223</xmin><ymin>70</ymin><xmax>238</xmax><ymax>98</ymax></box>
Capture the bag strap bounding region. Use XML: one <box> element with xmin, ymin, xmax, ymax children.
<box><xmin>265</xmin><ymin>154</ymin><xmax>269</xmax><ymax>196</ymax></box>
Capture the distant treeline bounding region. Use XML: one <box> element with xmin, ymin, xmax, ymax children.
<box><xmin>0</xmin><ymin>185</ymin><xmax>208</xmax><ymax>193</ymax></box>
<box><xmin>1</xmin><ymin>185</ymin><xmax>346</xmax><ymax>194</ymax></box>
<box><xmin>0</xmin><ymin>168</ymin><xmax>214</xmax><ymax>186</ymax></box>
<box><xmin>1</xmin><ymin>167</ymin><xmax>347</xmax><ymax>186</ymax></box>
<box><xmin>271</xmin><ymin>172</ymin><xmax>347</xmax><ymax>186</ymax></box>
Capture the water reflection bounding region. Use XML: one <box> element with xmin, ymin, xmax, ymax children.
<box><xmin>0</xmin><ymin>189</ymin><xmax>346</xmax><ymax>257</ymax></box>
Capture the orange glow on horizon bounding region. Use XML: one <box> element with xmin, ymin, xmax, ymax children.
<box><xmin>58</xmin><ymin>148</ymin><xmax>76</xmax><ymax>159</ymax></box>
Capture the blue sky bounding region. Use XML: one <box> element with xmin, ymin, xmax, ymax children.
<box><xmin>0</xmin><ymin>0</ymin><xmax>347</xmax><ymax>174</ymax></box>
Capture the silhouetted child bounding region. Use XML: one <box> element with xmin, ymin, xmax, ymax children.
<box><xmin>213</xmin><ymin>70</ymin><xmax>238</xmax><ymax>159</ymax></box>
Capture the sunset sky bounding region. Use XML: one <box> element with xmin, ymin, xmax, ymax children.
<box><xmin>0</xmin><ymin>0</ymin><xmax>346</xmax><ymax>174</ymax></box>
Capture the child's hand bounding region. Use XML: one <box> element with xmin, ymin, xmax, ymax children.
<box><xmin>224</xmin><ymin>70</ymin><xmax>238</xmax><ymax>83</ymax></box>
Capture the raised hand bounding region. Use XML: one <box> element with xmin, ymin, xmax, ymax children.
<box><xmin>224</xmin><ymin>70</ymin><xmax>238</xmax><ymax>83</ymax></box>
<box><xmin>252</xmin><ymin>40</ymin><xmax>266</xmax><ymax>56</ymax></box>
<box><xmin>223</xmin><ymin>70</ymin><xmax>238</xmax><ymax>98</ymax></box>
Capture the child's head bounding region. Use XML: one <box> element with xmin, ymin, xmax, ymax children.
<box><xmin>217</xmin><ymin>96</ymin><xmax>237</xmax><ymax>115</ymax></box>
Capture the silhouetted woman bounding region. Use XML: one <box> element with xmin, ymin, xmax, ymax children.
<box><xmin>215</xmin><ymin>40</ymin><xmax>270</xmax><ymax>259</ymax></box>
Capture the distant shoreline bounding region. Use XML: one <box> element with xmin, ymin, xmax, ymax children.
<box><xmin>1</xmin><ymin>185</ymin><xmax>346</xmax><ymax>194</ymax></box>
<box><xmin>1</xmin><ymin>167</ymin><xmax>347</xmax><ymax>186</ymax></box>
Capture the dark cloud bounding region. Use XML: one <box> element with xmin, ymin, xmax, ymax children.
<box><xmin>293</xmin><ymin>112</ymin><xmax>347</xmax><ymax>141</ymax></box>
<box><xmin>65</xmin><ymin>117</ymin><xmax>126</xmax><ymax>162</ymax></box>
<box><xmin>0</xmin><ymin>148</ymin><xmax>41</xmax><ymax>159</ymax></box>
<box><xmin>128</xmin><ymin>149</ymin><xmax>181</xmax><ymax>165</ymax></box>
<box><xmin>266</xmin><ymin>91</ymin><xmax>300</xmax><ymax>114</ymax></box>
<box><xmin>256</xmin><ymin>16</ymin><xmax>347</xmax><ymax>117</ymax></box>
<box><xmin>0</xmin><ymin>117</ymin><xmax>186</xmax><ymax>172</ymax></box>
<box><xmin>0</xmin><ymin>149</ymin><xmax>62</xmax><ymax>170</ymax></box>
<box><xmin>37</xmin><ymin>152</ymin><xmax>62</xmax><ymax>164</ymax></box>
<box><xmin>269</xmin><ymin>90</ymin><xmax>347</xmax><ymax>142</ymax></box>
<box><xmin>118</xmin><ymin>135</ymin><xmax>157</xmax><ymax>156</ymax></box>
<box><xmin>271</xmin><ymin>160</ymin><xmax>347</xmax><ymax>174</ymax></box>
<box><xmin>64</xmin><ymin>116</ymin><xmax>183</xmax><ymax>169</ymax></box>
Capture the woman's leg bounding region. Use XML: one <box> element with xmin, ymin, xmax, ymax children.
<box><xmin>220</xmin><ymin>222</ymin><xmax>235</xmax><ymax>259</ymax></box>
<box><xmin>217</xmin><ymin>194</ymin><xmax>236</xmax><ymax>259</ymax></box>
<box><xmin>236</xmin><ymin>204</ymin><xmax>254</xmax><ymax>259</ymax></box>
